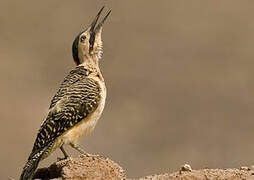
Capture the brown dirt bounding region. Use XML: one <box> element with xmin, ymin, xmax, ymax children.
<box><xmin>32</xmin><ymin>156</ymin><xmax>254</xmax><ymax>180</ymax></box>
<box><xmin>33</xmin><ymin>156</ymin><xmax>126</xmax><ymax>180</ymax></box>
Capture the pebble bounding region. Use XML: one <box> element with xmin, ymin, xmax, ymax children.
<box><xmin>240</xmin><ymin>166</ymin><xmax>250</xmax><ymax>171</ymax></box>
<box><xmin>180</xmin><ymin>164</ymin><xmax>192</xmax><ymax>172</ymax></box>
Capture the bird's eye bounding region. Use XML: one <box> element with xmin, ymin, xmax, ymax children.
<box><xmin>80</xmin><ymin>36</ymin><xmax>86</xmax><ymax>42</ymax></box>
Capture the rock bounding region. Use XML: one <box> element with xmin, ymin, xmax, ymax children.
<box><xmin>32</xmin><ymin>157</ymin><xmax>254</xmax><ymax>180</ymax></box>
<box><xmin>33</xmin><ymin>156</ymin><xmax>126</xmax><ymax>180</ymax></box>
<box><xmin>180</xmin><ymin>164</ymin><xmax>192</xmax><ymax>172</ymax></box>
<box><xmin>240</xmin><ymin>166</ymin><xmax>250</xmax><ymax>171</ymax></box>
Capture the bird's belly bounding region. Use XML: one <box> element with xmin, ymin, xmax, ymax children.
<box><xmin>63</xmin><ymin>113</ymin><xmax>100</xmax><ymax>144</ymax></box>
<box><xmin>61</xmin><ymin>80</ymin><xmax>106</xmax><ymax>145</ymax></box>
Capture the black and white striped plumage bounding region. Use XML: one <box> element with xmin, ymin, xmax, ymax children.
<box><xmin>20</xmin><ymin>66</ymin><xmax>104</xmax><ymax>180</ymax></box>
<box><xmin>32</xmin><ymin>66</ymin><xmax>101</xmax><ymax>158</ymax></box>
<box><xmin>20</xmin><ymin>7</ymin><xmax>110</xmax><ymax>180</ymax></box>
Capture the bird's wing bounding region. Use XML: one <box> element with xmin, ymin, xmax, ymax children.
<box><xmin>49</xmin><ymin>66</ymin><xmax>90</xmax><ymax>109</ymax></box>
<box><xmin>29</xmin><ymin>74</ymin><xmax>101</xmax><ymax>159</ymax></box>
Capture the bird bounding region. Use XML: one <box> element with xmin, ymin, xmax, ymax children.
<box><xmin>20</xmin><ymin>7</ymin><xmax>111</xmax><ymax>180</ymax></box>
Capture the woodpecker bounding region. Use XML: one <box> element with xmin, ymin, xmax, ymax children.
<box><xmin>20</xmin><ymin>7</ymin><xmax>111</xmax><ymax>180</ymax></box>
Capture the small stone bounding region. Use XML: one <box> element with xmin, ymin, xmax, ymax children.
<box><xmin>250</xmin><ymin>166</ymin><xmax>254</xmax><ymax>170</ymax></box>
<box><xmin>240</xmin><ymin>166</ymin><xmax>250</xmax><ymax>171</ymax></box>
<box><xmin>180</xmin><ymin>164</ymin><xmax>192</xmax><ymax>172</ymax></box>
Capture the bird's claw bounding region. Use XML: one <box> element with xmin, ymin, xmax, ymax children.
<box><xmin>57</xmin><ymin>156</ymin><xmax>69</xmax><ymax>161</ymax></box>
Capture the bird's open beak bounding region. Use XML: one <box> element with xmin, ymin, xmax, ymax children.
<box><xmin>89</xmin><ymin>6</ymin><xmax>111</xmax><ymax>51</ymax></box>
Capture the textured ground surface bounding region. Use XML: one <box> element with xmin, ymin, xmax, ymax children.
<box><xmin>33</xmin><ymin>156</ymin><xmax>126</xmax><ymax>180</ymax></box>
<box><xmin>32</xmin><ymin>156</ymin><xmax>254</xmax><ymax>180</ymax></box>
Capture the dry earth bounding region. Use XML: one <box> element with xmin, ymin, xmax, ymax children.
<box><xmin>31</xmin><ymin>156</ymin><xmax>254</xmax><ymax>180</ymax></box>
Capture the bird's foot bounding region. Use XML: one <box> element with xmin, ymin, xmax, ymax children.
<box><xmin>57</xmin><ymin>155</ymin><xmax>70</xmax><ymax>161</ymax></box>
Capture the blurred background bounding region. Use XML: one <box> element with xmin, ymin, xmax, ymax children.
<box><xmin>1</xmin><ymin>0</ymin><xmax>254</xmax><ymax>179</ymax></box>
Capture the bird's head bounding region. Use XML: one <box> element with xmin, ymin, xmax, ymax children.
<box><xmin>72</xmin><ymin>7</ymin><xmax>111</xmax><ymax>66</ymax></box>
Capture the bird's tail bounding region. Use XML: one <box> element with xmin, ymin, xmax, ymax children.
<box><xmin>19</xmin><ymin>150</ymin><xmax>44</xmax><ymax>180</ymax></box>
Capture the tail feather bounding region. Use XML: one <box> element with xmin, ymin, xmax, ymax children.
<box><xmin>20</xmin><ymin>151</ymin><xmax>44</xmax><ymax>180</ymax></box>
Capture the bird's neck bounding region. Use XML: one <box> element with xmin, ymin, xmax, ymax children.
<box><xmin>79</xmin><ymin>56</ymin><xmax>104</xmax><ymax>81</ymax></box>
<box><xmin>80</xmin><ymin>55</ymin><xmax>99</xmax><ymax>69</ymax></box>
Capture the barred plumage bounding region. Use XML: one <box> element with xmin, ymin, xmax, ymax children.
<box><xmin>49</xmin><ymin>66</ymin><xmax>90</xmax><ymax>109</ymax></box>
<box><xmin>20</xmin><ymin>66</ymin><xmax>103</xmax><ymax>180</ymax></box>
<box><xmin>30</xmin><ymin>66</ymin><xmax>101</xmax><ymax>159</ymax></box>
<box><xmin>20</xmin><ymin>7</ymin><xmax>110</xmax><ymax>180</ymax></box>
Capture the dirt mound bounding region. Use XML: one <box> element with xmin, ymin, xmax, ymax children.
<box><xmin>32</xmin><ymin>156</ymin><xmax>254</xmax><ymax>180</ymax></box>
<box><xmin>33</xmin><ymin>156</ymin><xmax>126</xmax><ymax>180</ymax></box>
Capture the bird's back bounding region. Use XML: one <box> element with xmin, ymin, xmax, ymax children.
<box><xmin>20</xmin><ymin>66</ymin><xmax>104</xmax><ymax>180</ymax></box>
<box><xmin>30</xmin><ymin>66</ymin><xmax>103</xmax><ymax>159</ymax></box>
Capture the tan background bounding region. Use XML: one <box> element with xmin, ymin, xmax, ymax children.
<box><xmin>1</xmin><ymin>0</ymin><xmax>254</xmax><ymax>179</ymax></box>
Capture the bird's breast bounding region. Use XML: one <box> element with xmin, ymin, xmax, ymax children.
<box><xmin>62</xmin><ymin>76</ymin><xmax>106</xmax><ymax>145</ymax></box>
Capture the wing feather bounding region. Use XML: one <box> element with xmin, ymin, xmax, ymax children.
<box><xmin>29</xmin><ymin>67</ymin><xmax>100</xmax><ymax>158</ymax></box>
<box><xmin>49</xmin><ymin>66</ymin><xmax>90</xmax><ymax>109</ymax></box>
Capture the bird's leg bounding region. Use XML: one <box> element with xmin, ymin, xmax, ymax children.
<box><xmin>57</xmin><ymin>146</ymin><xmax>70</xmax><ymax>161</ymax></box>
<box><xmin>60</xmin><ymin>146</ymin><xmax>69</xmax><ymax>158</ymax></box>
<box><xmin>70</xmin><ymin>143</ymin><xmax>100</xmax><ymax>157</ymax></box>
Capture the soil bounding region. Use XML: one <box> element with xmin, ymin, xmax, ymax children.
<box><xmin>32</xmin><ymin>156</ymin><xmax>254</xmax><ymax>180</ymax></box>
